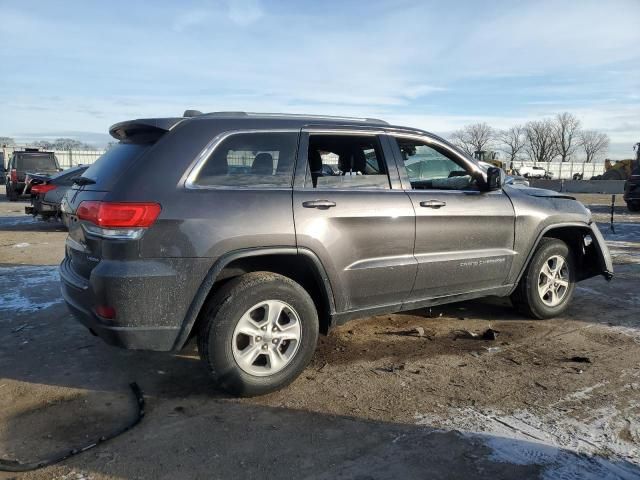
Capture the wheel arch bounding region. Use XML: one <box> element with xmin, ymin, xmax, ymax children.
<box><xmin>171</xmin><ymin>247</ymin><xmax>336</xmax><ymax>351</ymax></box>
<box><xmin>512</xmin><ymin>223</ymin><xmax>605</xmax><ymax>290</ymax></box>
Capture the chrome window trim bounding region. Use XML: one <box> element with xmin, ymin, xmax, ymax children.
<box><xmin>184</xmin><ymin>129</ymin><xmax>300</xmax><ymax>190</ymax></box>
<box><xmin>302</xmin><ymin>128</ymin><xmax>386</xmax><ymax>136</ymax></box>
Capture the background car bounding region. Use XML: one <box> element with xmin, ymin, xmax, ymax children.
<box><xmin>4</xmin><ymin>148</ymin><xmax>61</xmax><ymax>200</ymax></box>
<box><xmin>25</xmin><ymin>165</ymin><xmax>88</xmax><ymax>220</ymax></box>
<box><xmin>519</xmin><ymin>165</ymin><xmax>553</xmax><ymax>179</ymax></box>
<box><xmin>478</xmin><ymin>161</ymin><xmax>529</xmax><ymax>187</ymax></box>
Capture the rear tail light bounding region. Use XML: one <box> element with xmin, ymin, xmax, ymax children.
<box><xmin>10</xmin><ymin>169</ymin><xmax>17</xmax><ymax>182</ymax></box>
<box><xmin>77</xmin><ymin>201</ymin><xmax>161</xmax><ymax>239</ymax></box>
<box><xmin>31</xmin><ymin>184</ymin><xmax>57</xmax><ymax>194</ymax></box>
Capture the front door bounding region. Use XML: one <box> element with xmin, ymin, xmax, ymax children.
<box><xmin>388</xmin><ymin>134</ymin><xmax>516</xmax><ymax>301</ymax></box>
<box><xmin>293</xmin><ymin>129</ymin><xmax>416</xmax><ymax>312</ymax></box>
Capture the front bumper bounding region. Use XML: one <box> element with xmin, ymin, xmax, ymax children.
<box><xmin>589</xmin><ymin>222</ymin><xmax>614</xmax><ymax>280</ymax></box>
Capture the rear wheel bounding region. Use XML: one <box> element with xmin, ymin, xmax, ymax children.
<box><xmin>198</xmin><ymin>272</ymin><xmax>319</xmax><ymax>397</ymax></box>
<box><xmin>627</xmin><ymin>201</ymin><xmax>640</xmax><ymax>212</ymax></box>
<box><xmin>511</xmin><ymin>238</ymin><xmax>576</xmax><ymax>319</ymax></box>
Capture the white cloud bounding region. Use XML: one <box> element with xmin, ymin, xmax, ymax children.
<box><xmin>172</xmin><ymin>9</ymin><xmax>213</xmax><ymax>32</ymax></box>
<box><xmin>226</xmin><ymin>0</ymin><xmax>263</xmax><ymax>26</ymax></box>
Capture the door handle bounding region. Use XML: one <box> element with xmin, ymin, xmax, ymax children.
<box><xmin>302</xmin><ymin>200</ymin><xmax>336</xmax><ymax>209</ymax></box>
<box><xmin>420</xmin><ymin>200</ymin><xmax>446</xmax><ymax>208</ymax></box>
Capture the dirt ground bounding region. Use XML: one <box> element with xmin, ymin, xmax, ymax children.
<box><xmin>0</xmin><ymin>190</ymin><xmax>639</xmax><ymax>479</ymax></box>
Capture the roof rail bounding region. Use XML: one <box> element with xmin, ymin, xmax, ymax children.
<box><xmin>199</xmin><ymin>111</ymin><xmax>389</xmax><ymax>125</ymax></box>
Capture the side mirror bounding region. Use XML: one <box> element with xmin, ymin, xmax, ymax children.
<box><xmin>485</xmin><ymin>167</ymin><xmax>504</xmax><ymax>191</ymax></box>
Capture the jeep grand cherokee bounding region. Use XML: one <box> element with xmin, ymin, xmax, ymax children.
<box><xmin>60</xmin><ymin>111</ymin><xmax>613</xmax><ymax>396</ymax></box>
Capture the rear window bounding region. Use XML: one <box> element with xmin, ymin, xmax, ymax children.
<box><xmin>17</xmin><ymin>153</ymin><xmax>58</xmax><ymax>172</ymax></box>
<box><xmin>81</xmin><ymin>144</ymin><xmax>151</xmax><ymax>187</ymax></box>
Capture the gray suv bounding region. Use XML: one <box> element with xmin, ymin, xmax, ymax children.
<box><xmin>60</xmin><ymin>111</ymin><xmax>613</xmax><ymax>396</ymax></box>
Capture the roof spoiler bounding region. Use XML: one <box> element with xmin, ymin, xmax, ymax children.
<box><xmin>109</xmin><ymin>118</ymin><xmax>184</xmax><ymax>142</ymax></box>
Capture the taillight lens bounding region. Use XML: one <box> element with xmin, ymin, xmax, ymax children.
<box><xmin>77</xmin><ymin>201</ymin><xmax>161</xmax><ymax>228</ymax></box>
<box><xmin>10</xmin><ymin>169</ymin><xmax>17</xmax><ymax>182</ymax></box>
<box><xmin>31</xmin><ymin>184</ymin><xmax>57</xmax><ymax>194</ymax></box>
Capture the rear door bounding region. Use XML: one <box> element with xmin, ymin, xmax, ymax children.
<box><xmin>293</xmin><ymin>127</ymin><xmax>416</xmax><ymax>312</ymax></box>
<box><xmin>388</xmin><ymin>133</ymin><xmax>516</xmax><ymax>301</ymax></box>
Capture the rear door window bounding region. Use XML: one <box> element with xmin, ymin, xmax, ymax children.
<box><xmin>305</xmin><ymin>134</ymin><xmax>390</xmax><ymax>189</ymax></box>
<box><xmin>191</xmin><ymin>132</ymin><xmax>298</xmax><ymax>188</ymax></box>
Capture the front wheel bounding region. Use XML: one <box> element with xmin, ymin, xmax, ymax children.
<box><xmin>511</xmin><ymin>238</ymin><xmax>576</xmax><ymax>319</ymax></box>
<box><xmin>198</xmin><ymin>272</ymin><xmax>319</xmax><ymax>397</ymax></box>
<box><xmin>627</xmin><ymin>201</ymin><xmax>640</xmax><ymax>212</ymax></box>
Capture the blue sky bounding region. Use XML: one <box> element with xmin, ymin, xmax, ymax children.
<box><xmin>1</xmin><ymin>0</ymin><xmax>639</xmax><ymax>158</ymax></box>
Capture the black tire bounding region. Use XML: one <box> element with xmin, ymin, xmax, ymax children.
<box><xmin>627</xmin><ymin>201</ymin><xmax>640</xmax><ymax>212</ymax></box>
<box><xmin>511</xmin><ymin>238</ymin><xmax>576</xmax><ymax>319</ymax></box>
<box><xmin>198</xmin><ymin>272</ymin><xmax>319</xmax><ymax>397</ymax></box>
<box><xmin>6</xmin><ymin>182</ymin><xmax>18</xmax><ymax>201</ymax></box>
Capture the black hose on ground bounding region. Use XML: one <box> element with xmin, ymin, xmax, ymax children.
<box><xmin>0</xmin><ymin>382</ymin><xmax>145</xmax><ymax>472</ymax></box>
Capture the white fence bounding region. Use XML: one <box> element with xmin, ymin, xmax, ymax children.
<box><xmin>53</xmin><ymin>149</ymin><xmax>106</xmax><ymax>168</ymax></box>
<box><xmin>512</xmin><ymin>160</ymin><xmax>607</xmax><ymax>180</ymax></box>
<box><xmin>1</xmin><ymin>145</ymin><xmax>609</xmax><ymax>180</ymax></box>
<box><xmin>1</xmin><ymin>146</ymin><xmax>106</xmax><ymax>169</ymax></box>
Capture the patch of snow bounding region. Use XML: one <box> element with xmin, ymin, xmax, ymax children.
<box><xmin>607</xmin><ymin>326</ymin><xmax>640</xmax><ymax>345</ymax></box>
<box><xmin>599</xmin><ymin>222</ymin><xmax>640</xmax><ymax>243</ymax></box>
<box><xmin>415</xmin><ymin>388</ymin><xmax>640</xmax><ymax>479</ymax></box>
<box><xmin>0</xmin><ymin>216</ymin><xmax>34</xmax><ymax>226</ymax></box>
<box><xmin>559</xmin><ymin>382</ymin><xmax>607</xmax><ymax>403</ymax></box>
<box><xmin>576</xmin><ymin>285</ymin><xmax>640</xmax><ymax>307</ymax></box>
<box><xmin>0</xmin><ymin>266</ymin><xmax>63</xmax><ymax>315</ymax></box>
<box><xmin>479</xmin><ymin>433</ymin><xmax>639</xmax><ymax>480</ymax></box>
<box><xmin>12</xmin><ymin>242</ymin><xmax>30</xmax><ymax>248</ymax></box>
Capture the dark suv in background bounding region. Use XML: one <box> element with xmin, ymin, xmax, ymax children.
<box><xmin>623</xmin><ymin>142</ymin><xmax>640</xmax><ymax>212</ymax></box>
<box><xmin>4</xmin><ymin>148</ymin><xmax>60</xmax><ymax>200</ymax></box>
<box><xmin>60</xmin><ymin>111</ymin><xmax>613</xmax><ymax>396</ymax></box>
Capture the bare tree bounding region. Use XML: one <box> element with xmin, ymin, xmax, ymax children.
<box><xmin>553</xmin><ymin>112</ymin><xmax>581</xmax><ymax>162</ymax></box>
<box><xmin>0</xmin><ymin>136</ymin><xmax>15</xmax><ymax>146</ymax></box>
<box><xmin>34</xmin><ymin>138</ymin><xmax>93</xmax><ymax>150</ymax></box>
<box><xmin>497</xmin><ymin>125</ymin><xmax>526</xmax><ymax>167</ymax></box>
<box><xmin>525</xmin><ymin>119</ymin><xmax>558</xmax><ymax>163</ymax></box>
<box><xmin>450</xmin><ymin>123</ymin><xmax>494</xmax><ymax>156</ymax></box>
<box><xmin>580</xmin><ymin>130</ymin><xmax>609</xmax><ymax>163</ymax></box>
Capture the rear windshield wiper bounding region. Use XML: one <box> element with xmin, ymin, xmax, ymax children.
<box><xmin>72</xmin><ymin>176</ymin><xmax>96</xmax><ymax>186</ymax></box>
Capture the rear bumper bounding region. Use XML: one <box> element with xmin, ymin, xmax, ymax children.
<box><xmin>59</xmin><ymin>256</ymin><xmax>194</xmax><ymax>351</ymax></box>
<box><xmin>27</xmin><ymin>199</ymin><xmax>59</xmax><ymax>217</ymax></box>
